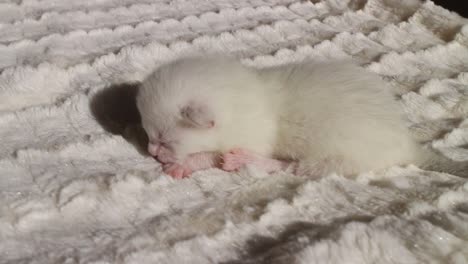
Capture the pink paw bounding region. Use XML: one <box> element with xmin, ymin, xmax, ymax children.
<box><xmin>163</xmin><ymin>163</ymin><xmax>193</xmax><ymax>179</ymax></box>
<box><xmin>221</xmin><ymin>148</ymin><xmax>255</xmax><ymax>171</ymax></box>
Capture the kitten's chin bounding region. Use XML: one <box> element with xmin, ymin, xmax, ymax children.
<box><xmin>155</xmin><ymin>146</ymin><xmax>177</xmax><ymax>164</ymax></box>
<box><xmin>147</xmin><ymin>143</ymin><xmax>160</xmax><ymax>156</ymax></box>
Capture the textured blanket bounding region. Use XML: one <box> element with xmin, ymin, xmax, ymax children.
<box><xmin>1</xmin><ymin>0</ymin><xmax>468</xmax><ymax>263</ymax></box>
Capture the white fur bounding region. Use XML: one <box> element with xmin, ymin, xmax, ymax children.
<box><xmin>137</xmin><ymin>57</ymin><xmax>425</xmax><ymax>176</ymax></box>
<box><xmin>137</xmin><ymin>57</ymin><xmax>279</xmax><ymax>161</ymax></box>
<box><xmin>262</xmin><ymin>62</ymin><xmax>423</xmax><ymax>175</ymax></box>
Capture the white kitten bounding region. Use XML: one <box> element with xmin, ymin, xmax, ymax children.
<box><xmin>137</xmin><ymin>57</ymin><xmax>467</xmax><ymax>177</ymax></box>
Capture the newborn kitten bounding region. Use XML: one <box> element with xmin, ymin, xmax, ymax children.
<box><xmin>137</xmin><ymin>57</ymin><xmax>468</xmax><ymax>179</ymax></box>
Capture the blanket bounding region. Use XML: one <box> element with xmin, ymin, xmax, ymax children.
<box><xmin>1</xmin><ymin>0</ymin><xmax>468</xmax><ymax>263</ymax></box>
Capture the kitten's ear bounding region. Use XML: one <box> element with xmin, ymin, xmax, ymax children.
<box><xmin>180</xmin><ymin>101</ymin><xmax>215</xmax><ymax>129</ymax></box>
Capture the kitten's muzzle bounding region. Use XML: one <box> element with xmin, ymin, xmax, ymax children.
<box><xmin>148</xmin><ymin>142</ymin><xmax>176</xmax><ymax>163</ymax></box>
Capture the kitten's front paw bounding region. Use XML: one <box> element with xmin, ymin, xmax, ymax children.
<box><xmin>163</xmin><ymin>163</ymin><xmax>193</xmax><ymax>179</ymax></box>
<box><xmin>221</xmin><ymin>148</ymin><xmax>288</xmax><ymax>174</ymax></box>
<box><xmin>221</xmin><ymin>148</ymin><xmax>252</xmax><ymax>171</ymax></box>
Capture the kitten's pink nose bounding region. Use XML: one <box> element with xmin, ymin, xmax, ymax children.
<box><xmin>148</xmin><ymin>142</ymin><xmax>160</xmax><ymax>156</ymax></box>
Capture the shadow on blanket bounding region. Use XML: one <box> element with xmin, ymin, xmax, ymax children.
<box><xmin>89</xmin><ymin>83</ymin><xmax>149</xmax><ymax>156</ymax></box>
<box><xmin>223</xmin><ymin>215</ymin><xmax>375</xmax><ymax>264</ymax></box>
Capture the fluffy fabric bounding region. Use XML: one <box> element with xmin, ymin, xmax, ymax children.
<box><xmin>0</xmin><ymin>0</ymin><xmax>468</xmax><ymax>263</ymax></box>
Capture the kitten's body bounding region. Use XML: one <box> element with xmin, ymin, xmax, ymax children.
<box><xmin>137</xmin><ymin>57</ymin><xmax>466</xmax><ymax>178</ymax></box>
<box><xmin>261</xmin><ymin>62</ymin><xmax>421</xmax><ymax>175</ymax></box>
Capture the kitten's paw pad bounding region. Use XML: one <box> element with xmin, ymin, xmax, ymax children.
<box><xmin>221</xmin><ymin>148</ymin><xmax>255</xmax><ymax>171</ymax></box>
<box><xmin>163</xmin><ymin>163</ymin><xmax>192</xmax><ymax>179</ymax></box>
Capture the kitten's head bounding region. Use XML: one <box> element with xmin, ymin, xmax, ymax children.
<box><xmin>136</xmin><ymin>58</ymin><xmax>229</xmax><ymax>162</ymax></box>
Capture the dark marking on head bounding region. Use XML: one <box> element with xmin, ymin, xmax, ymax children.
<box><xmin>180</xmin><ymin>101</ymin><xmax>215</xmax><ymax>129</ymax></box>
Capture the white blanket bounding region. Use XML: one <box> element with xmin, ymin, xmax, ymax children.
<box><xmin>1</xmin><ymin>0</ymin><xmax>468</xmax><ymax>263</ymax></box>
